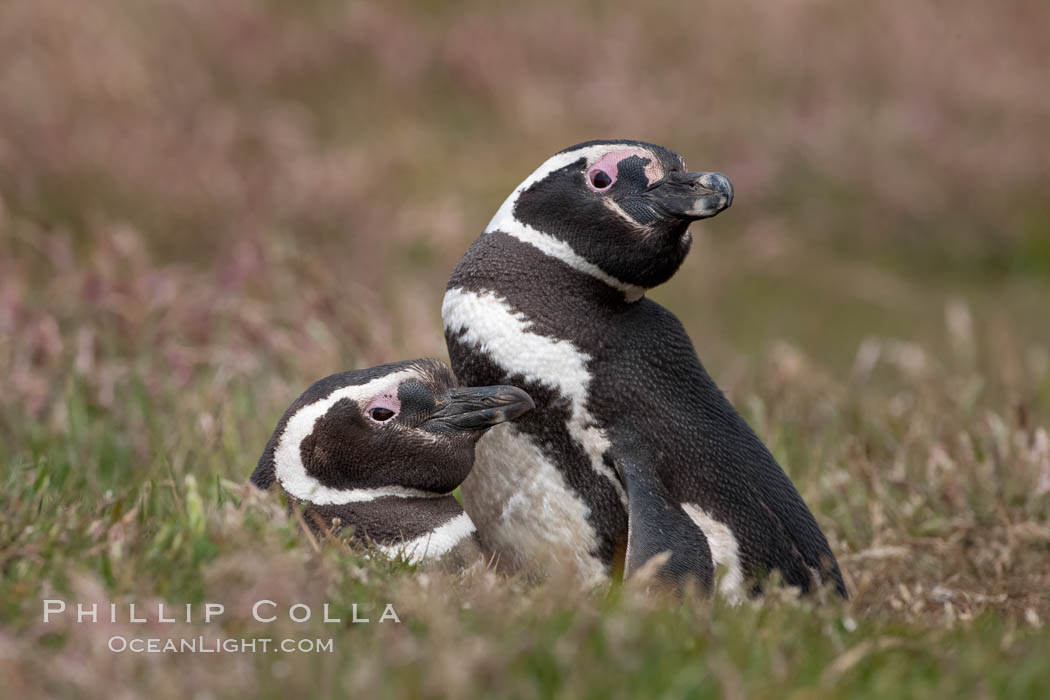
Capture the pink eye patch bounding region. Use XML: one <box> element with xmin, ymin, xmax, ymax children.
<box><xmin>585</xmin><ymin>148</ymin><xmax>664</xmax><ymax>192</ymax></box>
<box><xmin>364</xmin><ymin>392</ymin><xmax>400</xmax><ymax>422</ymax></box>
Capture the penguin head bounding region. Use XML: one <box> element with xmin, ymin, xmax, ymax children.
<box><xmin>252</xmin><ymin>359</ymin><xmax>534</xmax><ymax>505</ymax></box>
<box><xmin>491</xmin><ymin>139</ymin><xmax>733</xmax><ymax>289</ymax></box>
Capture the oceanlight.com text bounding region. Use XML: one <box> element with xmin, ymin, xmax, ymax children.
<box><xmin>107</xmin><ymin>636</ymin><xmax>335</xmax><ymax>654</ymax></box>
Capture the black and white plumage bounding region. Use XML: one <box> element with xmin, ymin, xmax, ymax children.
<box><xmin>251</xmin><ymin>358</ymin><xmax>534</xmax><ymax>564</ymax></box>
<box><xmin>443</xmin><ymin>140</ymin><xmax>846</xmax><ymax>597</ymax></box>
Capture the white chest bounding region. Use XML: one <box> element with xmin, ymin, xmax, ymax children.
<box><xmin>462</xmin><ymin>423</ymin><xmax>607</xmax><ymax>585</ymax></box>
<box><xmin>442</xmin><ymin>287</ymin><xmax>627</xmax><ymax>501</ymax></box>
<box><xmin>443</xmin><ymin>287</ymin><xmax>626</xmax><ymax>583</ymax></box>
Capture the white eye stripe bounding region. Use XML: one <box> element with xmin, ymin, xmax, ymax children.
<box><xmin>485</xmin><ymin>144</ymin><xmax>644</xmax><ymax>234</ymax></box>
<box><xmin>274</xmin><ymin>370</ymin><xmax>434</xmax><ymax>504</ymax></box>
<box><xmin>483</xmin><ymin>144</ymin><xmax>650</xmax><ymax>302</ymax></box>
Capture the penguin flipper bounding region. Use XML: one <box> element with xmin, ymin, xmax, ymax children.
<box><xmin>617</xmin><ymin>452</ymin><xmax>715</xmax><ymax>593</ymax></box>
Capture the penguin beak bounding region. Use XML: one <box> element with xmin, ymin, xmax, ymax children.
<box><xmin>645</xmin><ymin>171</ymin><xmax>733</xmax><ymax>221</ymax></box>
<box><xmin>423</xmin><ymin>385</ymin><xmax>535</xmax><ymax>434</ymax></box>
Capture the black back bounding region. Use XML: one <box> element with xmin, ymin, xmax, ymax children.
<box><xmin>447</xmin><ymin>230</ymin><xmax>846</xmax><ymax>596</ymax></box>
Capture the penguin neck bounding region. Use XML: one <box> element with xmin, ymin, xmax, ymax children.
<box><xmin>300</xmin><ymin>493</ymin><xmax>476</xmax><ymax>561</ymax></box>
<box><xmin>369</xmin><ymin>493</ymin><xmax>468</xmax><ymax>532</ymax></box>
<box><xmin>451</xmin><ymin>230</ymin><xmax>645</xmax><ymax>312</ymax></box>
<box><xmin>483</xmin><ymin>218</ymin><xmax>646</xmax><ymax>303</ymax></box>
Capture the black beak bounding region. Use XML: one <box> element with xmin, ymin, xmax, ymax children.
<box><xmin>423</xmin><ymin>385</ymin><xmax>535</xmax><ymax>434</ymax></box>
<box><xmin>645</xmin><ymin>171</ymin><xmax>733</xmax><ymax>221</ymax></box>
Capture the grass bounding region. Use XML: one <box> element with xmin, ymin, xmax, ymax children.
<box><xmin>3</xmin><ymin>248</ymin><xmax>1048</xmax><ymax>697</ymax></box>
<box><xmin>2</xmin><ymin>1</ymin><xmax>1050</xmax><ymax>697</ymax></box>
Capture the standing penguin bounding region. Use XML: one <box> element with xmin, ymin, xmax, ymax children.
<box><xmin>251</xmin><ymin>358</ymin><xmax>533</xmax><ymax>565</ymax></box>
<box><xmin>443</xmin><ymin>140</ymin><xmax>846</xmax><ymax>597</ymax></box>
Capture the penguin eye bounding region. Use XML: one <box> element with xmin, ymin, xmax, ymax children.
<box><xmin>369</xmin><ymin>407</ymin><xmax>396</xmax><ymax>422</ymax></box>
<box><xmin>589</xmin><ymin>168</ymin><xmax>613</xmax><ymax>190</ymax></box>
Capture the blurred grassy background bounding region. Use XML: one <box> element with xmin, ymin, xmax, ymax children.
<box><xmin>2</xmin><ymin>1</ymin><xmax>1049</xmax><ymax>698</ymax></box>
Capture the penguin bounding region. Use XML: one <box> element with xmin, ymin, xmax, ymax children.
<box><xmin>251</xmin><ymin>358</ymin><xmax>534</xmax><ymax>565</ymax></box>
<box><xmin>443</xmin><ymin>139</ymin><xmax>847</xmax><ymax>598</ymax></box>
